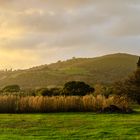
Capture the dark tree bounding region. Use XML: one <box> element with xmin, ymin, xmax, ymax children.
<box><xmin>62</xmin><ymin>81</ymin><xmax>94</xmax><ymax>96</ymax></box>
<box><xmin>37</xmin><ymin>88</ymin><xmax>62</xmax><ymax>96</ymax></box>
<box><xmin>114</xmin><ymin>58</ymin><xmax>140</xmax><ymax>104</ymax></box>
<box><xmin>48</xmin><ymin>88</ymin><xmax>62</xmax><ymax>96</ymax></box>
<box><xmin>37</xmin><ymin>88</ymin><xmax>50</xmax><ymax>96</ymax></box>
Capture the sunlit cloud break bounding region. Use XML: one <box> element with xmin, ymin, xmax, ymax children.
<box><xmin>0</xmin><ymin>0</ymin><xmax>140</xmax><ymax>69</ymax></box>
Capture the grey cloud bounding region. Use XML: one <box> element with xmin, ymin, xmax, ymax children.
<box><xmin>0</xmin><ymin>0</ymin><xmax>140</xmax><ymax>69</ymax></box>
<box><xmin>0</xmin><ymin>34</ymin><xmax>48</xmax><ymax>50</ymax></box>
<box><xmin>0</xmin><ymin>4</ymin><xmax>109</xmax><ymax>36</ymax></box>
<box><xmin>107</xmin><ymin>7</ymin><xmax>140</xmax><ymax>37</ymax></box>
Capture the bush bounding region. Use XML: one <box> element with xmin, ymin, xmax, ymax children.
<box><xmin>49</xmin><ymin>88</ymin><xmax>62</xmax><ymax>96</ymax></box>
<box><xmin>2</xmin><ymin>85</ymin><xmax>20</xmax><ymax>92</ymax></box>
<box><xmin>94</xmin><ymin>84</ymin><xmax>113</xmax><ymax>98</ymax></box>
<box><xmin>36</xmin><ymin>88</ymin><xmax>62</xmax><ymax>96</ymax></box>
<box><xmin>113</xmin><ymin>58</ymin><xmax>140</xmax><ymax>104</ymax></box>
<box><xmin>62</xmin><ymin>81</ymin><xmax>94</xmax><ymax>96</ymax></box>
<box><xmin>114</xmin><ymin>69</ymin><xmax>140</xmax><ymax>104</ymax></box>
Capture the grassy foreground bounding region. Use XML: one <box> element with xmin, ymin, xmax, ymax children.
<box><xmin>0</xmin><ymin>111</ymin><xmax>140</xmax><ymax>140</ymax></box>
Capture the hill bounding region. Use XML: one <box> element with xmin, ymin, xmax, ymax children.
<box><xmin>0</xmin><ymin>53</ymin><xmax>138</xmax><ymax>88</ymax></box>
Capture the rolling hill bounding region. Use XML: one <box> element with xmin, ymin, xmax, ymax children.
<box><xmin>0</xmin><ymin>53</ymin><xmax>138</xmax><ymax>88</ymax></box>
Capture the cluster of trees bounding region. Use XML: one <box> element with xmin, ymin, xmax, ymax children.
<box><xmin>1</xmin><ymin>85</ymin><xmax>20</xmax><ymax>93</ymax></box>
<box><xmin>36</xmin><ymin>87</ymin><xmax>61</xmax><ymax>96</ymax></box>
<box><xmin>114</xmin><ymin>57</ymin><xmax>140</xmax><ymax>104</ymax></box>
<box><xmin>0</xmin><ymin>81</ymin><xmax>94</xmax><ymax>96</ymax></box>
<box><xmin>36</xmin><ymin>81</ymin><xmax>94</xmax><ymax>96</ymax></box>
<box><xmin>0</xmin><ymin>58</ymin><xmax>140</xmax><ymax>105</ymax></box>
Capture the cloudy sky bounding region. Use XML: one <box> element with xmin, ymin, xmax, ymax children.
<box><xmin>0</xmin><ymin>0</ymin><xmax>140</xmax><ymax>69</ymax></box>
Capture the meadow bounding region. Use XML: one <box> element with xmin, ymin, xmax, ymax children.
<box><xmin>0</xmin><ymin>95</ymin><xmax>139</xmax><ymax>139</ymax></box>
<box><xmin>0</xmin><ymin>54</ymin><xmax>139</xmax><ymax>139</ymax></box>
<box><xmin>0</xmin><ymin>110</ymin><xmax>139</xmax><ymax>140</ymax></box>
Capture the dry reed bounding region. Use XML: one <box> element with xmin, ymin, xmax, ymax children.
<box><xmin>0</xmin><ymin>95</ymin><xmax>129</xmax><ymax>113</ymax></box>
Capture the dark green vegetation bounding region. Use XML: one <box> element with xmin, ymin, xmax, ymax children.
<box><xmin>0</xmin><ymin>53</ymin><xmax>138</xmax><ymax>88</ymax></box>
<box><xmin>0</xmin><ymin>54</ymin><xmax>139</xmax><ymax>114</ymax></box>
<box><xmin>114</xmin><ymin>57</ymin><xmax>140</xmax><ymax>104</ymax></box>
<box><xmin>0</xmin><ymin>111</ymin><xmax>139</xmax><ymax>140</ymax></box>
<box><xmin>62</xmin><ymin>81</ymin><xmax>94</xmax><ymax>96</ymax></box>
<box><xmin>37</xmin><ymin>87</ymin><xmax>61</xmax><ymax>96</ymax></box>
<box><xmin>2</xmin><ymin>85</ymin><xmax>20</xmax><ymax>92</ymax></box>
<box><xmin>37</xmin><ymin>81</ymin><xmax>94</xmax><ymax>96</ymax></box>
<box><xmin>0</xmin><ymin>54</ymin><xmax>139</xmax><ymax>139</ymax></box>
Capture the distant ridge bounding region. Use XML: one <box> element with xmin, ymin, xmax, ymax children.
<box><xmin>0</xmin><ymin>53</ymin><xmax>138</xmax><ymax>88</ymax></box>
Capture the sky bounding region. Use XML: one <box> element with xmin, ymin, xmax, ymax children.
<box><xmin>0</xmin><ymin>0</ymin><xmax>140</xmax><ymax>69</ymax></box>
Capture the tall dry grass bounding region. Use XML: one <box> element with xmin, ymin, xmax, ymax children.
<box><xmin>0</xmin><ymin>95</ymin><xmax>129</xmax><ymax>113</ymax></box>
<box><xmin>0</xmin><ymin>95</ymin><xmax>18</xmax><ymax>113</ymax></box>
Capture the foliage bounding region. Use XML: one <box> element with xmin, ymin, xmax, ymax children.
<box><xmin>62</xmin><ymin>81</ymin><xmax>94</xmax><ymax>96</ymax></box>
<box><xmin>2</xmin><ymin>85</ymin><xmax>20</xmax><ymax>92</ymax></box>
<box><xmin>36</xmin><ymin>81</ymin><xmax>94</xmax><ymax>96</ymax></box>
<box><xmin>94</xmin><ymin>84</ymin><xmax>113</xmax><ymax>98</ymax></box>
<box><xmin>36</xmin><ymin>88</ymin><xmax>62</xmax><ymax>96</ymax></box>
<box><xmin>36</xmin><ymin>88</ymin><xmax>49</xmax><ymax>96</ymax></box>
<box><xmin>114</xmin><ymin>68</ymin><xmax>140</xmax><ymax>104</ymax></box>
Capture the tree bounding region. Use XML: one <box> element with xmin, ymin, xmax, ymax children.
<box><xmin>2</xmin><ymin>85</ymin><xmax>20</xmax><ymax>92</ymax></box>
<box><xmin>36</xmin><ymin>88</ymin><xmax>62</xmax><ymax>96</ymax></box>
<box><xmin>62</xmin><ymin>81</ymin><xmax>94</xmax><ymax>96</ymax></box>
<box><xmin>125</xmin><ymin>69</ymin><xmax>140</xmax><ymax>104</ymax></box>
<box><xmin>114</xmin><ymin>58</ymin><xmax>140</xmax><ymax>104</ymax></box>
<box><xmin>36</xmin><ymin>88</ymin><xmax>49</xmax><ymax>96</ymax></box>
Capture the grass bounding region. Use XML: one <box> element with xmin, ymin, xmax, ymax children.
<box><xmin>61</xmin><ymin>67</ymin><xmax>90</xmax><ymax>75</ymax></box>
<box><xmin>0</xmin><ymin>95</ymin><xmax>129</xmax><ymax>113</ymax></box>
<box><xmin>0</xmin><ymin>53</ymin><xmax>138</xmax><ymax>88</ymax></box>
<box><xmin>0</xmin><ymin>110</ymin><xmax>139</xmax><ymax>140</ymax></box>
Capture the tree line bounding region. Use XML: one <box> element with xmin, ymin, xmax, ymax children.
<box><xmin>0</xmin><ymin>57</ymin><xmax>140</xmax><ymax>105</ymax></box>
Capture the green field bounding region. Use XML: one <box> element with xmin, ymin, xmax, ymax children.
<box><xmin>0</xmin><ymin>111</ymin><xmax>140</xmax><ymax>140</ymax></box>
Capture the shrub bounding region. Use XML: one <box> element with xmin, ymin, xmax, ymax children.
<box><xmin>113</xmin><ymin>58</ymin><xmax>140</xmax><ymax>104</ymax></box>
<box><xmin>36</xmin><ymin>88</ymin><xmax>62</xmax><ymax>96</ymax></box>
<box><xmin>36</xmin><ymin>88</ymin><xmax>50</xmax><ymax>96</ymax></box>
<box><xmin>94</xmin><ymin>84</ymin><xmax>113</xmax><ymax>98</ymax></box>
<box><xmin>114</xmin><ymin>69</ymin><xmax>140</xmax><ymax>104</ymax></box>
<box><xmin>2</xmin><ymin>85</ymin><xmax>20</xmax><ymax>92</ymax></box>
<box><xmin>62</xmin><ymin>81</ymin><xmax>94</xmax><ymax>96</ymax></box>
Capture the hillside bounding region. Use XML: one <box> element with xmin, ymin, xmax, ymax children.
<box><xmin>0</xmin><ymin>53</ymin><xmax>138</xmax><ymax>88</ymax></box>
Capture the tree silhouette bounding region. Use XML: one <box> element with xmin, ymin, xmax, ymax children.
<box><xmin>114</xmin><ymin>57</ymin><xmax>140</xmax><ymax>104</ymax></box>
<box><xmin>63</xmin><ymin>81</ymin><xmax>94</xmax><ymax>96</ymax></box>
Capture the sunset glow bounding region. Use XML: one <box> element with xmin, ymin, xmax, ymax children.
<box><xmin>0</xmin><ymin>0</ymin><xmax>140</xmax><ymax>69</ymax></box>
